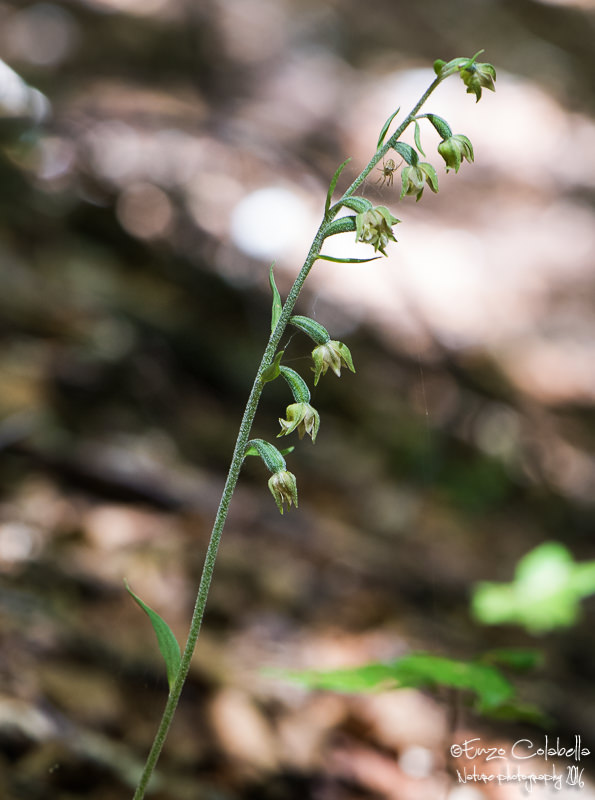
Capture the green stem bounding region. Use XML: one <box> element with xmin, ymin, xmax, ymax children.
<box><xmin>336</xmin><ymin>76</ymin><xmax>441</xmax><ymax>204</ymax></box>
<box><xmin>132</xmin><ymin>71</ymin><xmax>444</xmax><ymax>800</ymax></box>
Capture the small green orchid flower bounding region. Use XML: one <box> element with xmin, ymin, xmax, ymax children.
<box><xmin>400</xmin><ymin>162</ymin><xmax>439</xmax><ymax>201</ymax></box>
<box><xmin>355</xmin><ymin>206</ymin><xmax>400</xmax><ymax>255</ymax></box>
<box><xmin>459</xmin><ymin>60</ymin><xmax>496</xmax><ymax>102</ymax></box>
<box><xmin>278</xmin><ymin>402</ymin><xmax>320</xmax><ymax>443</ymax></box>
<box><xmin>268</xmin><ymin>470</ymin><xmax>298</xmax><ymax>514</ymax></box>
<box><xmin>437</xmin><ymin>134</ymin><xmax>474</xmax><ymax>173</ymax></box>
<box><xmin>312</xmin><ymin>340</ymin><xmax>355</xmax><ymax>386</ymax></box>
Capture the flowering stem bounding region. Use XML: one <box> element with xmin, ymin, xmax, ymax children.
<box><xmin>336</xmin><ymin>75</ymin><xmax>441</xmax><ymax>206</ymax></box>
<box><xmin>131</xmin><ymin>70</ymin><xmax>445</xmax><ymax>800</ymax></box>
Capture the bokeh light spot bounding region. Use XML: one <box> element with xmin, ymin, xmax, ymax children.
<box><xmin>230</xmin><ymin>187</ymin><xmax>311</xmax><ymax>260</ymax></box>
<box><xmin>116</xmin><ymin>182</ymin><xmax>173</xmax><ymax>240</ymax></box>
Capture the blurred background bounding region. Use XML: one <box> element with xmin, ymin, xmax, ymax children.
<box><xmin>1</xmin><ymin>0</ymin><xmax>595</xmax><ymax>798</ymax></box>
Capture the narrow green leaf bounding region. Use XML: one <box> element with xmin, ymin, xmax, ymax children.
<box><xmin>246</xmin><ymin>444</ymin><xmax>294</xmax><ymax>458</ymax></box>
<box><xmin>341</xmin><ymin>196</ymin><xmax>372</xmax><ymax>214</ymax></box>
<box><xmin>245</xmin><ymin>438</ymin><xmax>286</xmax><ymax>473</ymax></box>
<box><xmin>323</xmin><ymin>217</ymin><xmax>357</xmax><ymax>238</ymax></box>
<box><xmin>269</xmin><ymin>263</ymin><xmax>282</xmax><ymax>333</ymax></box>
<box><xmin>279</xmin><ymin>365</ymin><xmax>310</xmax><ymax>404</ymax></box>
<box><xmin>261</xmin><ymin>350</ymin><xmax>284</xmax><ymax>383</ymax></box>
<box><xmin>325</xmin><ymin>157</ymin><xmax>351</xmax><ymax>216</ymax></box>
<box><xmin>276</xmin><ymin>652</ymin><xmax>515</xmax><ymax>713</ymax></box>
<box><xmin>393</xmin><ymin>141</ymin><xmax>418</xmax><ymax>166</ymax></box>
<box><xmin>125</xmin><ymin>580</ymin><xmax>181</xmax><ymax>692</ymax></box>
<box><xmin>290</xmin><ymin>315</ymin><xmax>330</xmax><ymax>345</ymax></box>
<box><xmin>413</xmin><ymin>120</ymin><xmax>426</xmax><ymax>156</ymax></box>
<box><xmin>376</xmin><ymin>106</ymin><xmax>400</xmax><ymax>150</ymax></box>
<box><xmin>424</xmin><ymin>113</ymin><xmax>453</xmax><ymax>140</ymax></box>
<box><xmin>317</xmin><ymin>254</ymin><xmax>381</xmax><ymax>264</ymax></box>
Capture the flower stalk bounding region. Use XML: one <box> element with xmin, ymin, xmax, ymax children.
<box><xmin>131</xmin><ymin>55</ymin><xmax>495</xmax><ymax>799</ymax></box>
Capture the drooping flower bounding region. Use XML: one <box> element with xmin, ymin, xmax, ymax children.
<box><xmin>278</xmin><ymin>402</ymin><xmax>320</xmax><ymax>443</ymax></box>
<box><xmin>459</xmin><ymin>60</ymin><xmax>496</xmax><ymax>102</ymax></box>
<box><xmin>355</xmin><ymin>206</ymin><xmax>400</xmax><ymax>255</ymax></box>
<box><xmin>400</xmin><ymin>163</ymin><xmax>439</xmax><ymax>202</ymax></box>
<box><xmin>268</xmin><ymin>470</ymin><xmax>298</xmax><ymax>514</ymax></box>
<box><xmin>312</xmin><ymin>340</ymin><xmax>355</xmax><ymax>386</ymax></box>
<box><xmin>437</xmin><ymin>134</ymin><xmax>474</xmax><ymax>173</ymax></box>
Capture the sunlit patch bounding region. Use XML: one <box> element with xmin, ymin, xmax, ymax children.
<box><xmin>535</xmin><ymin>0</ymin><xmax>595</xmax><ymax>7</ymax></box>
<box><xmin>35</xmin><ymin>136</ymin><xmax>76</xmax><ymax>181</ymax></box>
<box><xmin>84</xmin><ymin>122</ymin><xmax>204</xmax><ymax>188</ymax></box>
<box><xmin>0</xmin><ymin>59</ymin><xmax>50</xmax><ymax>121</ymax></box>
<box><xmin>215</xmin><ymin>0</ymin><xmax>288</xmax><ymax>64</ymax></box>
<box><xmin>447</xmin><ymin>786</ymin><xmax>486</xmax><ymax>800</ymax></box>
<box><xmin>399</xmin><ymin>745</ymin><xmax>434</xmax><ymax>778</ymax></box>
<box><xmin>78</xmin><ymin>0</ymin><xmax>173</xmax><ymax>16</ymax></box>
<box><xmin>116</xmin><ymin>182</ymin><xmax>173</xmax><ymax>240</ymax></box>
<box><xmin>3</xmin><ymin>3</ymin><xmax>79</xmax><ymax>67</ymax></box>
<box><xmin>0</xmin><ymin>522</ymin><xmax>40</xmax><ymax>565</ymax></box>
<box><xmin>474</xmin><ymin>404</ymin><xmax>521</xmax><ymax>461</ymax></box>
<box><xmin>230</xmin><ymin>187</ymin><xmax>312</xmax><ymax>260</ymax></box>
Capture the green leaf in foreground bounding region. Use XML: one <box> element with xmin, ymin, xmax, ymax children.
<box><xmin>276</xmin><ymin>652</ymin><xmax>515</xmax><ymax>713</ymax></box>
<box><xmin>125</xmin><ymin>580</ymin><xmax>181</xmax><ymax>692</ymax></box>
<box><xmin>269</xmin><ymin>263</ymin><xmax>282</xmax><ymax>332</ymax></box>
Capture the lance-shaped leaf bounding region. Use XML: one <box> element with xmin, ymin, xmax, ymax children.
<box><xmin>413</xmin><ymin>120</ymin><xmax>426</xmax><ymax>156</ymax></box>
<box><xmin>269</xmin><ymin>263</ymin><xmax>282</xmax><ymax>332</ymax></box>
<box><xmin>245</xmin><ymin>438</ymin><xmax>287</xmax><ymax>473</ymax></box>
<box><xmin>340</xmin><ymin>196</ymin><xmax>373</xmax><ymax>214</ymax></box>
<box><xmin>376</xmin><ymin>106</ymin><xmax>400</xmax><ymax>150</ymax></box>
<box><xmin>393</xmin><ymin>141</ymin><xmax>419</xmax><ymax>166</ymax></box>
<box><xmin>424</xmin><ymin>113</ymin><xmax>453</xmax><ymax>140</ymax></box>
<box><xmin>125</xmin><ymin>580</ymin><xmax>181</xmax><ymax>692</ymax></box>
<box><xmin>261</xmin><ymin>350</ymin><xmax>284</xmax><ymax>384</ymax></box>
<box><xmin>279</xmin><ymin>365</ymin><xmax>310</xmax><ymax>404</ymax></box>
<box><xmin>246</xmin><ymin>444</ymin><xmax>294</xmax><ymax>457</ymax></box>
<box><xmin>325</xmin><ymin>157</ymin><xmax>351</xmax><ymax>216</ymax></box>
<box><xmin>317</xmin><ymin>254</ymin><xmax>381</xmax><ymax>264</ymax></box>
<box><xmin>290</xmin><ymin>315</ymin><xmax>330</xmax><ymax>345</ymax></box>
<box><xmin>323</xmin><ymin>216</ymin><xmax>357</xmax><ymax>238</ymax></box>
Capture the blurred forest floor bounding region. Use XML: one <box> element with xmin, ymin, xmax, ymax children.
<box><xmin>1</xmin><ymin>1</ymin><xmax>595</xmax><ymax>798</ymax></box>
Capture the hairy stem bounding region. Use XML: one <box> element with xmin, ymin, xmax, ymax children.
<box><xmin>132</xmin><ymin>71</ymin><xmax>444</xmax><ymax>800</ymax></box>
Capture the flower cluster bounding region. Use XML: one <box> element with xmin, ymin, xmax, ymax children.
<box><xmin>250</xmin><ymin>52</ymin><xmax>495</xmax><ymax>514</ymax></box>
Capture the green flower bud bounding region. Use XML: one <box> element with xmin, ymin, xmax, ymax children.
<box><xmin>400</xmin><ymin>162</ymin><xmax>439</xmax><ymax>201</ymax></box>
<box><xmin>312</xmin><ymin>340</ymin><xmax>355</xmax><ymax>386</ymax></box>
<box><xmin>355</xmin><ymin>206</ymin><xmax>400</xmax><ymax>256</ymax></box>
<box><xmin>278</xmin><ymin>402</ymin><xmax>320</xmax><ymax>443</ymax></box>
<box><xmin>437</xmin><ymin>134</ymin><xmax>474</xmax><ymax>173</ymax></box>
<box><xmin>459</xmin><ymin>60</ymin><xmax>496</xmax><ymax>102</ymax></box>
<box><xmin>268</xmin><ymin>470</ymin><xmax>298</xmax><ymax>514</ymax></box>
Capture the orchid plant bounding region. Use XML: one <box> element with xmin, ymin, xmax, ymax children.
<box><xmin>130</xmin><ymin>51</ymin><xmax>496</xmax><ymax>799</ymax></box>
